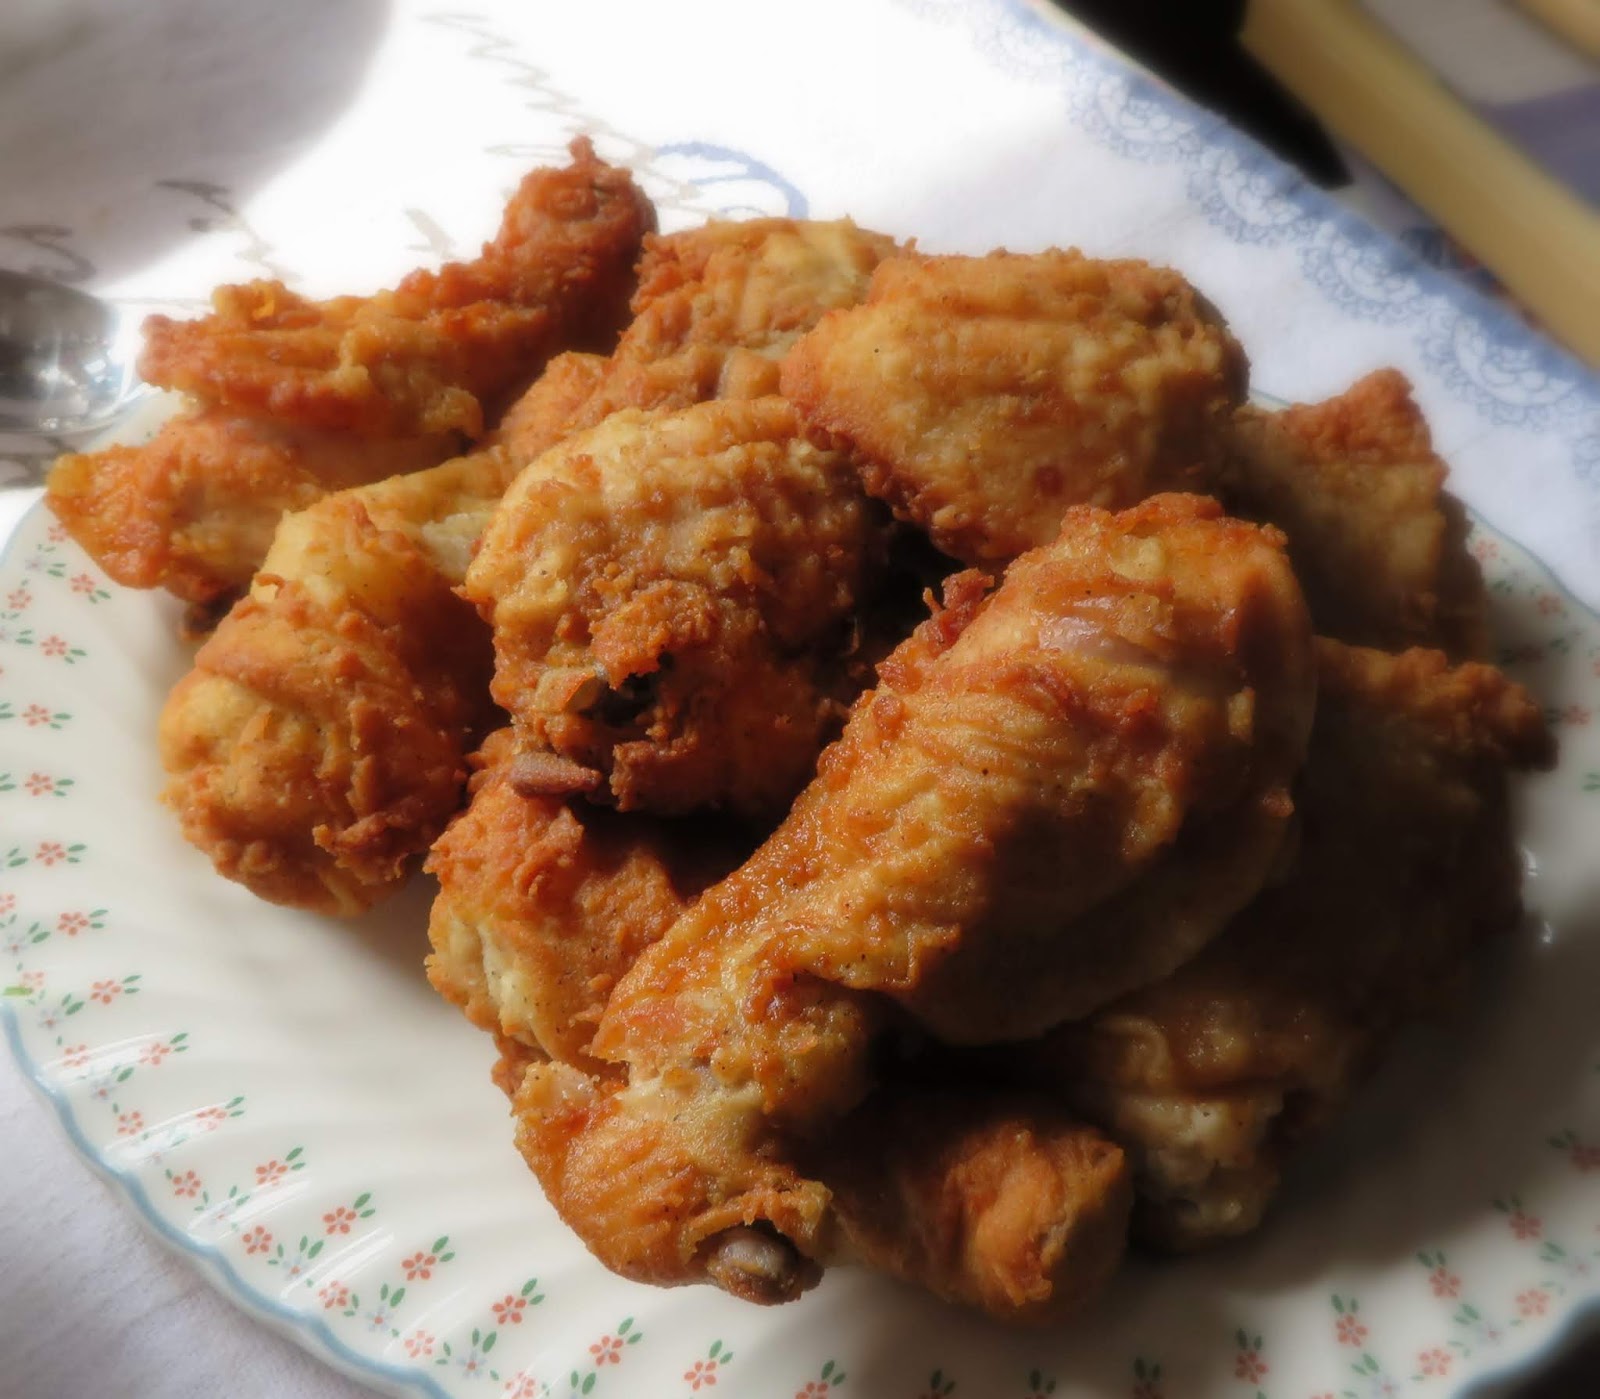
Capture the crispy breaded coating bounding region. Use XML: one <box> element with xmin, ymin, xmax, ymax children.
<box><xmin>47</xmin><ymin>141</ymin><xmax>652</xmax><ymax>604</ymax></box>
<box><xmin>782</xmin><ymin>249</ymin><xmax>1247</xmax><ymax>565</ymax></box>
<box><xmin>509</xmin><ymin>494</ymin><xmax>1314</xmax><ymax>1308</ymax></box>
<box><xmin>45</xmin><ymin>412</ymin><xmax>451</xmax><ymax>605</ymax></box>
<box><xmin>463</xmin><ymin>396</ymin><xmax>890</xmax><ymax>817</ymax></box>
<box><xmin>139</xmin><ymin>139</ymin><xmax>651</xmax><ymax>438</ymax></box>
<box><xmin>157</xmin><ymin>355</ymin><xmax>604</xmax><ymax>915</ymax></box>
<box><xmin>1011</xmin><ymin>638</ymin><xmax>1552</xmax><ymax>1249</ymax></box>
<box><xmin>1222</xmin><ymin>370</ymin><xmax>1489</xmax><ymax>658</ymax></box>
<box><xmin>425</xmin><ymin>728</ymin><xmax>748</xmax><ymax>1068</ymax></box>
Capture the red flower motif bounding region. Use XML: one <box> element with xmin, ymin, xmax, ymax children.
<box><xmin>1470</xmin><ymin>536</ymin><xmax>1498</xmax><ymax>561</ymax></box>
<box><xmin>1418</xmin><ymin>1347</ymin><xmax>1451</xmax><ymax>1377</ymax></box>
<box><xmin>254</xmin><ymin>1159</ymin><xmax>290</xmax><ymax>1186</ymax></box>
<box><xmin>57</xmin><ymin>911</ymin><xmax>89</xmax><ymax>935</ymax></box>
<box><xmin>1233</xmin><ymin>1350</ymin><xmax>1267</xmax><ymax>1385</ymax></box>
<box><xmin>241</xmin><ymin>1225</ymin><xmax>272</xmax><ymax>1254</ymax></box>
<box><xmin>6</xmin><ymin>587</ymin><xmax>31</xmax><ymax>610</ymax></box>
<box><xmin>1132</xmin><ymin>1383</ymin><xmax>1162</xmax><ymax>1399</ymax></box>
<box><xmin>589</xmin><ymin>1334</ymin><xmax>623</xmax><ymax>1365</ymax></box>
<box><xmin>1336</xmin><ymin>1313</ymin><xmax>1368</xmax><ymax>1346</ymax></box>
<box><xmin>797</xmin><ymin>1384</ymin><xmax>832</xmax><ymax>1399</ymax></box>
<box><xmin>1535</xmin><ymin>594</ymin><xmax>1563</xmax><ymax>616</ymax></box>
<box><xmin>194</xmin><ymin>1105</ymin><xmax>229</xmax><ymax>1131</ymax></box>
<box><xmin>323</xmin><ymin>1205</ymin><xmax>358</xmax><ymax>1235</ymax></box>
<box><xmin>22</xmin><ymin>705</ymin><xmax>51</xmax><ymax>727</ymax></box>
<box><xmin>90</xmin><ymin>979</ymin><xmax>122</xmax><ymax>1005</ymax></box>
<box><xmin>171</xmin><ymin>1170</ymin><xmax>202</xmax><ymax>1198</ymax></box>
<box><xmin>0</xmin><ymin>892</ymin><xmax>13</xmax><ymax>914</ymax></box>
<box><xmin>1509</xmin><ymin>1208</ymin><xmax>1542</xmax><ymax>1241</ymax></box>
<box><xmin>34</xmin><ymin>842</ymin><xmax>66</xmax><ymax>866</ymax></box>
<box><xmin>116</xmin><ymin>1111</ymin><xmax>144</xmax><ymax>1136</ymax></box>
<box><xmin>1429</xmin><ymin>1266</ymin><xmax>1461</xmax><ymax>1298</ymax></box>
<box><xmin>60</xmin><ymin>1043</ymin><xmax>90</xmax><ymax>1068</ymax></box>
<box><xmin>139</xmin><ymin>1040</ymin><xmax>171</xmax><ymax>1066</ymax></box>
<box><xmin>319</xmin><ymin>1281</ymin><xmax>349</xmax><ymax>1310</ymax></box>
<box><xmin>503</xmin><ymin>1375</ymin><xmax>540</xmax><ymax>1399</ymax></box>
<box><xmin>24</xmin><ymin>773</ymin><xmax>54</xmax><ymax>797</ymax></box>
<box><xmin>1562</xmin><ymin>705</ymin><xmax>1591</xmax><ymax>727</ymax></box>
<box><xmin>40</xmin><ymin>635</ymin><xmax>69</xmax><ymax>659</ymax></box>
<box><xmin>1571</xmin><ymin>1143</ymin><xmax>1600</xmax><ymax>1172</ymax></box>
<box><xmin>685</xmin><ymin>1359</ymin><xmax>720</xmax><ymax>1389</ymax></box>
<box><xmin>1517</xmin><ymin>1288</ymin><xmax>1549</xmax><ymax>1317</ymax></box>
<box><xmin>17</xmin><ymin>969</ymin><xmax>44</xmax><ymax>992</ymax></box>
<box><xmin>69</xmin><ymin>573</ymin><xmax>98</xmax><ymax>596</ymax></box>
<box><xmin>493</xmin><ymin>1294</ymin><xmax>528</xmax><ymax>1326</ymax></box>
<box><xmin>404</xmin><ymin>1330</ymin><xmax>436</xmax><ymax>1358</ymax></box>
<box><xmin>402</xmin><ymin>1251</ymin><xmax>438</xmax><ymax>1280</ymax></box>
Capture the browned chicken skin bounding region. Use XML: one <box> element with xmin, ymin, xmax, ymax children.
<box><xmin>1222</xmin><ymin>370</ymin><xmax>1489</xmax><ymax>659</ymax></box>
<box><xmin>508</xmin><ymin>494</ymin><xmax>1314</xmax><ymax>1310</ymax></box>
<box><xmin>47</xmin><ymin>140</ymin><xmax>653</xmax><ymax>605</ymax></box>
<box><xmin>157</xmin><ymin>354</ymin><xmax>606</xmax><ymax>915</ymax></box>
<box><xmin>782</xmin><ymin>249</ymin><xmax>1247</xmax><ymax>566</ymax></box>
<box><xmin>463</xmin><ymin>396</ymin><xmax>892</xmax><ymax>818</ymax></box>
<box><xmin>1007</xmin><ymin>638</ymin><xmax>1552</xmax><ymax>1248</ymax></box>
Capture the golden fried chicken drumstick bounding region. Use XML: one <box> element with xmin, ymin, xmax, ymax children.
<box><xmin>1222</xmin><ymin>371</ymin><xmax>1488</xmax><ymax>658</ymax></box>
<box><xmin>781</xmin><ymin>249</ymin><xmax>1247</xmax><ymax>566</ymax></box>
<box><xmin>47</xmin><ymin>139</ymin><xmax>652</xmax><ymax>604</ymax></box>
<box><xmin>511</xmin><ymin>493</ymin><xmax>1315</xmax><ymax>1309</ymax></box>
<box><xmin>1009</xmin><ymin>638</ymin><xmax>1551</xmax><ymax>1249</ymax></box>
<box><xmin>463</xmin><ymin>396</ymin><xmax>891</xmax><ymax>818</ymax></box>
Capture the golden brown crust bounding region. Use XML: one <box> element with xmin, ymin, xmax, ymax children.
<box><xmin>1222</xmin><ymin>370</ymin><xmax>1490</xmax><ymax>658</ymax></box>
<box><xmin>139</xmin><ymin>139</ymin><xmax>654</xmax><ymax>438</ymax></box>
<box><xmin>160</xmin><ymin>495</ymin><xmax>495</xmax><ymax>914</ymax></box>
<box><xmin>782</xmin><ymin>249</ymin><xmax>1248</xmax><ymax>565</ymax></box>
<box><xmin>1009</xmin><ymin>636</ymin><xmax>1552</xmax><ymax>1249</ymax></box>
<box><xmin>464</xmin><ymin>396</ymin><xmax>891</xmax><ymax>817</ymax></box>
<box><xmin>425</xmin><ymin>729</ymin><xmax>748</xmax><ymax>1068</ymax></box>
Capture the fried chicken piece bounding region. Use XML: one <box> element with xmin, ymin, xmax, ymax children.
<box><xmin>158</xmin><ymin>354</ymin><xmax>606</xmax><ymax>914</ymax></box>
<box><xmin>139</xmin><ymin>139</ymin><xmax>651</xmax><ymax>438</ymax></box>
<box><xmin>810</xmin><ymin>1089</ymin><xmax>1131</xmax><ymax>1323</ymax></box>
<box><xmin>425</xmin><ymin>728</ymin><xmax>750</xmax><ymax>1068</ymax></box>
<box><xmin>781</xmin><ymin>249</ymin><xmax>1247</xmax><ymax>566</ymax></box>
<box><xmin>463</xmin><ymin>396</ymin><xmax>891</xmax><ymax>818</ymax></box>
<box><xmin>45</xmin><ymin>415</ymin><xmax>456</xmax><ymax>606</ymax></box>
<box><xmin>1221</xmin><ymin>370</ymin><xmax>1489</xmax><ymax>658</ymax></box>
<box><xmin>568</xmin><ymin>218</ymin><xmax>900</xmax><ymax>423</ymax></box>
<box><xmin>510</xmin><ymin>494</ymin><xmax>1314</xmax><ymax>1307</ymax></box>
<box><xmin>495</xmin><ymin>1038</ymin><xmax>1129</xmax><ymax>1322</ymax></box>
<box><xmin>47</xmin><ymin>141</ymin><xmax>652</xmax><ymax>604</ymax></box>
<box><xmin>1009</xmin><ymin>638</ymin><xmax>1552</xmax><ymax>1249</ymax></box>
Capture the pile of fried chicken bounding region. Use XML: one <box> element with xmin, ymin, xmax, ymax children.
<box><xmin>48</xmin><ymin>142</ymin><xmax>1554</xmax><ymax>1325</ymax></box>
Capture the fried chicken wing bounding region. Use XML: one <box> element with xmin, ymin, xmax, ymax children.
<box><xmin>139</xmin><ymin>139</ymin><xmax>650</xmax><ymax>438</ymax></box>
<box><xmin>1222</xmin><ymin>370</ymin><xmax>1488</xmax><ymax>658</ymax></box>
<box><xmin>47</xmin><ymin>141</ymin><xmax>652</xmax><ymax>604</ymax></box>
<box><xmin>1009</xmin><ymin>638</ymin><xmax>1552</xmax><ymax>1249</ymax></box>
<box><xmin>157</xmin><ymin>353</ymin><xmax>606</xmax><ymax>914</ymax></box>
<box><xmin>463</xmin><ymin>396</ymin><xmax>891</xmax><ymax>817</ymax></box>
<box><xmin>509</xmin><ymin>494</ymin><xmax>1314</xmax><ymax>1307</ymax></box>
<box><xmin>781</xmin><ymin>250</ymin><xmax>1247</xmax><ymax>566</ymax></box>
<box><xmin>425</xmin><ymin>728</ymin><xmax>749</xmax><ymax>1068</ymax></box>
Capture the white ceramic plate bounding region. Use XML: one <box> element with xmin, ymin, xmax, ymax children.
<box><xmin>3</xmin><ymin>462</ymin><xmax>1599</xmax><ymax>1399</ymax></box>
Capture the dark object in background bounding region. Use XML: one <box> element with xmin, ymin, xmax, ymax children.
<box><xmin>1050</xmin><ymin>0</ymin><xmax>1348</xmax><ymax>186</ymax></box>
